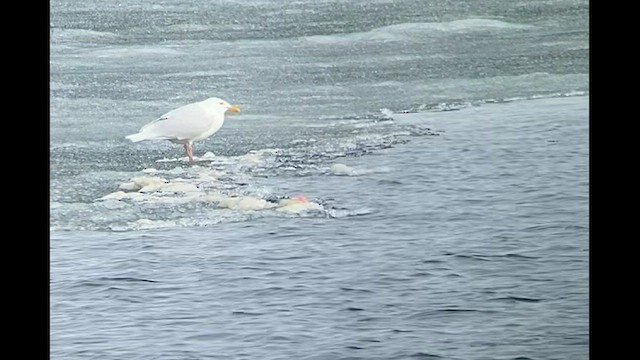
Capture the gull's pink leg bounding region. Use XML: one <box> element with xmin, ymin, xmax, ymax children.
<box><xmin>183</xmin><ymin>144</ymin><xmax>194</xmax><ymax>162</ymax></box>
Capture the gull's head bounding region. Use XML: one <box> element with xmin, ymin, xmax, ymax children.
<box><xmin>204</xmin><ymin>97</ymin><xmax>241</xmax><ymax>114</ymax></box>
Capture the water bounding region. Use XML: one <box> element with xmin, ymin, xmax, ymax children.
<box><xmin>50</xmin><ymin>1</ymin><xmax>589</xmax><ymax>359</ymax></box>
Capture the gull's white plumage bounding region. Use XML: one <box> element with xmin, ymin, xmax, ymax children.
<box><xmin>126</xmin><ymin>97</ymin><xmax>240</xmax><ymax>162</ymax></box>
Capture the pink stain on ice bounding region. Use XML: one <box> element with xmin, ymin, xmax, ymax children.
<box><xmin>290</xmin><ymin>195</ymin><xmax>309</xmax><ymax>203</ymax></box>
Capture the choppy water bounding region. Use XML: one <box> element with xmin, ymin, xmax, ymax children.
<box><xmin>50</xmin><ymin>0</ymin><xmax>589</xmax><ymax>359</ymax></box>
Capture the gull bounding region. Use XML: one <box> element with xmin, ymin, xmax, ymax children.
<box><xmin>126</xmin><ymin>97</ymin><xmax>241</xmax><ymax>162</ymax></box>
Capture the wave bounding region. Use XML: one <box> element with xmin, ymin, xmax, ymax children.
<box><xmin>501</xmin><ymin>90</ymin><xmax>589</xmax><ymax>103</ymax></box>
<box><xmin>163</xmin><ymin>23</ymin><xmax>215</xmax><ymax>32</ymax></box>
<box><xmin>50</xmin><ymin>28</ymin><xmax>120</xmax><ymax>43</ymax></box>
<box><xmin>158</xmin><ymin>70</ymin><xmax>239</xmax><ymax>79</ymax></box>
<box><xmin>50</xmin><ymin>82</ymin><xmax>79</xmax><ymax>91</ymax></box>
<box><xmin>328</xmin><ymin>163</ymin><xmax>391</xmax><ymax>177</ymax></box>
<box><xmin>370</xmin><ymin>71</ymin><xmax>589</xmax><ymax>115</ymax></box>
<box><xmin>386</xmin><ymin>94</ymin><xmax>587</xmax><ymax>131</ymax></box>
<box><xmin>303</xmin><ymin>19</ymin><xmax>533</xmax><ymax>44</ymax></box>
<box><xmin>407</xmin><ymin>90</ymin><xmax>588</xmax><ymax>114</ymax></box>
<box><xmin>85</xmin><ymin>46</ymin><xmax>185</xmax><ymax>58</ymax></box>
<box><xmin>377</xmin><ymin>90</ymin><xmax>588</xmax><ymax>127</ymax></box>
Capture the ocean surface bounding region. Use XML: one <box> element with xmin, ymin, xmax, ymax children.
<box><xmin>50</xmin><ymin>0</ymin><xmax>589</xmax><ymax>359</ymax></box>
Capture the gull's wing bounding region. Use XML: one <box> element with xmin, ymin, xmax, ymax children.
<box><xmin>138</xmin><ymin>102</ymin><xmax>212</xmax><ymax>141</ymax></box>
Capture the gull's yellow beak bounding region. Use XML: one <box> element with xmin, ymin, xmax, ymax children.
<box><xmin>227</xmin><ymin>105</ymin><xmax>241</xmax><ymax>113</ymax></box>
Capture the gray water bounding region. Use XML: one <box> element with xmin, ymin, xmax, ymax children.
<box><xmin>50</xmin><ymin>0</ymin><xmax>589</xmax><ymax>359</ymax></box>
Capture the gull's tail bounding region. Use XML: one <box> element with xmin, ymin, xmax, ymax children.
<box><xmin>125</xmin><ymin>132</ymin><xmax>148</xmax><ymax>142</ymax></box>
